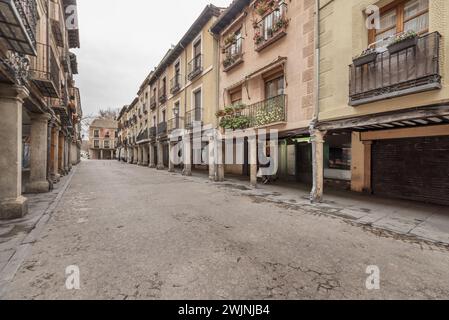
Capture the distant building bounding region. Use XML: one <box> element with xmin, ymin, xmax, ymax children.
<box><xmin>89</xmin><ymin>119</ymin><xmax>118</xmax><ymax>160</ymax></box>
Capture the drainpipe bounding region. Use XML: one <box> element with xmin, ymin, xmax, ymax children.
<box><xmin>310</xmin><ymin>0</ymin><xmax>324</xmax><ymax>203</ymax></box>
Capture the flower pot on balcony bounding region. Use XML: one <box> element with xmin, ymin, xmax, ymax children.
<box><xmin>353</xmin><ymin>52</ymin><xmax>378</xmax><ymax>67</ymax></box>
<box><xmin>387</xmin><ymin>36</ymin><xmax>418</xmax><ymax>55</ymax></box>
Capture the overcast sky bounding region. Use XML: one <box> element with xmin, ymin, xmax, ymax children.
<box><xmin>75</xmin><ymin>0</ymin><xmax>231</xmax><ymax>117</ymax></box>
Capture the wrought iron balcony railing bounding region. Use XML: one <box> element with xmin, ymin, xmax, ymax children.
<box><xmin>349</xmin><ymin>32</ymin><xmax>442</xmax><ymax>106</ymax></box>
<box><xmin>218</xmin><ymin>95</ymin><xmax>287</xmax><ymax>130</ymax></box>
<box><xmin>170</xmin><ymin>74</ymin><xmax>183</xmax><ymax>94</ymax></box>
<box><xmin>188</xmin><ymin>54</ymin><xmax>203</xmax><ymax>81</ymax></box>
<box><xmin>149</xmin><ymin>126</ymin><xmax>157</xmax><ymax>138</ymax></box>
<box><xmin>244</xmin><ymin>94</ymin><xmax>287</xmax><ymax>128</ymax></box>
<box><xmin>136</xmin><ymin>129</ymin><xmax>149</xmax><ymax>142</ymax></box>
<box><xmin>158</xmin><ymin>87</ymin><xmax>167</xmax><ymax>104</ymax></box>
<box><xmin>29</xmin><ymin>42</ymin><xmax>61</xmax><ymax>98</ymax></box>
<box><xmin>254</xmin><ymin>2</ymin><xmax>288</xmax><ymax>52</ymax></box>
<box><xmin>185</xmin><ymin>108</ymin><xmax>203</xmax><ymax>130</ymax></box>
<box><xmin>150</xmin><ymin>95</ymin><xmax>157</xmax><ymax>109</ymax></box>
<box><xmin>167</xmin><ymin>117</ymin><xmax>182</xmax><ymax>133</ymax></box>
<box><xmin>0</xmin><ymin>0</ymin><xmax>38</xmax><ymax>55</ymax></box>
<box><xmin>157</xmin><ymin>122</ymin><xmax>167</xmax><ymax>136</ymax></box>
<box><xmin>223</xmin><ymin>37</ymin><xmax>243</xmax><ymax>72</ymax></box>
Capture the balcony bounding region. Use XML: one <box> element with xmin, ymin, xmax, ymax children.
<box><xmin>0</xmin><ymin>0</ymin><xmax>38</xmax><ymax>55</ymax></box>
<box><xmin>157</xmin><ymin>122</ymin><xmax>167</xmax><ymax>136</ymax></box>
<box><xmin>29</xmin><ymin>42</ymin><xmax>60</xmax><ymax>98</ymax></box>
<box><xmin>223</xmin><ymin>38</ymin><xmax>244</xmax><ymax>72</ymax></box>
<box><xmin>218</xmin><ymin>95</ymin><xmax>287</xmax><ymax>130</ymax></box>
<box><xmin>185</xmin><ymin>108</ymin><xmax>202</xmax><ymax>130</ymax></box>
<box><xmin>136</xmin><ymin>129</ymin><xmax>149</xmax><ymax>142</ymax></box>
<box><xmin>149</xmin><ymin>126</ymin><xmax>157</xmax><ymax>138</ymax></box>
<box><xmin>188</xmin><ymin>54</ymin><xmax>203</xmax><ymax>81</ymax></box>
<box><xmin>158</xmin><ymin>88</ymin><xmax>167</xmax><ymax>104</ymax></box>
<box><xmin>349</xmin><ymin>32</ymin><xmax>442</xmax><ymax>106</ymax></box>
<box><xmin>254</xmin><ymin>2</ymin><xmax>288</xmax><ymax>52</ymax></box>
<box><xmin>167</xmin><ymin>117</ymin><xmax>182</xmax><ymax>133</ymax></box>
<box><xmin>170</xmin><ymin>74</ymin><xmax>182</xmax><ymax>94</ymax></box>
<box><xmin>150</xmin><ymin>95</ymin><xmax>157</xmax><ymax>109</ymax></box>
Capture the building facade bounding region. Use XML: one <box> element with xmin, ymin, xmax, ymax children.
<box><xmin>88</xmin><ymin>119</ymin><xmax>118</xmax><ymax>160</ymax></box>
<box><xmin>0</xmin><ymin>0</ymin><xmax>82</xmax><ymax>219</ymax></box>
<box><xmin>316</xmin><ymin>0</ymin><xmax>449</xmax><ymax>205</ymax></box>
<box><xmin>210</xmin><ymin>0</ymin><xmax>317</xmax><ymax>186</ymax></box>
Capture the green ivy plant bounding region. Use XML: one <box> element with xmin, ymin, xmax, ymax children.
<box><xmin>255</xmin><ymin>101</ymin><xmax>285</xmax><ymax>126</ymax></box>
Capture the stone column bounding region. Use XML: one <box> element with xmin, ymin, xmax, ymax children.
<box><xmin>67</xmin><ymin>138</ymin><xmax>72</xmax><ymax>171</ymax></box>
<box><xmin>111</xmin><ymin>150</ymin><xmax>114</xmax><ymax>160</ymax></box>
<box><xmin>142</xmin><ymin>144</ymin><xmax>149</xmax><ymax>166</ymax></box>
<box><xmin>0</xmin><ymin>85</ymin><xmax>29</xmax><ymax>219</ymax></box>
<box><xmin>58</xmin><ymin>133</ymin><xmax>64</xmax><ymax>175</ymax></box>
<box><xmin>208</xmin><ymin>136</ymin><xmax>215</xmax><ymax>181</ymax></box>
<box><xmin>137</xmin><ymin>145</ymin><xmax>143</xmax><ymax>165</ymax></box>
<box><xmin>168</xmin><ymin>142</ymin><xmax>175</xmax><ymax>173</ymax></box>
<box><xmin>156</xmin><ymin>142</ymin><xmax>164</xmax><ymax>170</ymax></box>
<box><xmin>149</xmin><ymin>143</ymin><xmax>156</xmax><ymax>168</ymax></box>
<box><xmin>64</xmin><ymin>138</ymin><xmax>69</xmax><ymax>172</ymax></box>
<box><xmin>51</xmin><ymin>126</ymin><xmax>60</xmax><ymax>182</ymax></box>
<box><xmin>182</xmin><ymin>134</ymin><xmax>192</xmax><ymax>176</ymax></box>
<box><xmin>133</xmin><ymin>147</ymin><xmax>138</xmax><ymax>164</ymax></box>
<box><xmin>25</xmin><ymin>113</ymin><xmax>51</xmax><ymax>193</ymax></box>
<box><xmin>100</xmin><ymin>149</ymin><xmax>104</xmax><ymax>160</ymax></box>
<box><xmin>310</xmin><ymin>129</ymin><xmax>326</xmax><ymax>203</ymax></box>
<box><xmin>217</xmin><ymin>139</ymin><xmax>225</xmax><ymax>182</ymax></box>
<box><xmin>249</xmin><ymin>136</ymin><xmax>258</xmax><ymax>188</ymax></box>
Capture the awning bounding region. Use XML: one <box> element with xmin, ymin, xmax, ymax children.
<box><xmin>0</xmin><ymin>0</ymin><xmax>37</xmax><ymax>55</ymax></box>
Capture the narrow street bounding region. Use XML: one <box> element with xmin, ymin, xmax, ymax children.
<box><xmin>1</xmin><ymin>160</ymin><xmax>449</xmax><ymax>300</ymax></box>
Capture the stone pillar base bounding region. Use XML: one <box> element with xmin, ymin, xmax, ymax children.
<box><xmin>142</xmin><ymin>162</ymin><xmax>149</xmax><ymax>166</ymax></box>
<box><xmin>52</xmin><ymin>173</ymin><xmax>61</xmax><ymax>183</ymax></box>
<box><xmin>0</xmin><ymin>196</ymin><xmax>28</xmax><ymax>220</ymax></box>
<box><xmin>149</xmin><ymin>164</ymin><xmax>156</xmax><ymax>169</ymax></box>
<box><xmin>25</xmin><ymin>180</ymin><xmax>50</xmax><ymax>194</ymax></box>
<box><xmin>156</xmin><ymin>165</ymin><xmax>165</xmax><ymax>170</ymax></box>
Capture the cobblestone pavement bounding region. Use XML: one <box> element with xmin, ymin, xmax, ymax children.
<box><xmin>1</xmin><ymin>160</ymin><xmax>449</xmax><ymax>300</ymax></box>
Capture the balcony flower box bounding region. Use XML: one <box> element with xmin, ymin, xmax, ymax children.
<box><xmin>353</xmin><ymin>49</ymin><xmax>377</xmax><ymax>67</ymax></box>
<box><xmin>387</xmin><ymin>31</ymin><xmax>418</xmax><ymax>55</ymax></box>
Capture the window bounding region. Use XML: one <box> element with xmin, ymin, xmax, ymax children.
<box><xmin>162</xmin><ymin>110</ymin><xmax>166</xmax><ymax>123</ymax></box>
<box><xmin>265</xmin><ymin>76</ymin><xmax>284</xmax><ymax>99</ymax></box>
<box><xmin>193</xmin><ymin>39</ymin><xmax>201</xmax><ymax>58</ymax></box>
<box><xmin>104</xmin><ymin>140</ymin><xmax>110</xmax><ymax>149</ymax></box>
<box><xmin>175</xmin><ymin>61</ymin><xmax>180</xmax><ymax>76</ymax></box>
<box><xmin>94</xmin><ymin>140</ymin><xmax>99</xmax><ymax>148</ymax></box>
<box><xmin>194</xmin><ymin>89</ymin><xmax>202</xmax><ymax>121</ymax></box>
<box><xmin>230</xmin><ymin>88</ymin><xmax>243</xmax><ymax>105</ymax></box>
<box><xmin>162</xmin><ymin>78</ymin><xmax>166</xmax><ymax>94</ymax></box>
<box><xmin>153</xmin><ymin>116</ymin><xmax>156</xmax><ymax>127</ymax></box>
<box><xmin>369</xmin><ymin>0</ymin><xmax>429</xmax><ymax>44</ymax></box>
<box><xmin>94</xmin><ymin>130</ymin><xmax>99</xmax><ymax>138</ymax></box>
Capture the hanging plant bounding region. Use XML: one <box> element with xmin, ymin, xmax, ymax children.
<box><xmin>254</xmin><ymin>30</ymin><xmax>264</xmax><ymax>45</ymax></box>
<box><xmin>223</xmin><ymin>55</ymin><xmax>236</xmax><ymax>68</ymax></box>
<box><xmin>272</xmin><ymin>17</ymin><xmax>290</xmax><ymax>33</ymax></box>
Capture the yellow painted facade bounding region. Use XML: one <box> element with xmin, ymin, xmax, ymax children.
<box><xmin>318</xmin><ymin>0</ymin><xmax>449</xmax><ymax>121</ymax></box>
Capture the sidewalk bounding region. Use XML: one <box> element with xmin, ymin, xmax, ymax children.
<box><xmin>0</xmin><ymin>169</ymin><xmax>75</xmax><ymax>295</ymax></box>
<box><xmin>187</xmin><ymin>170</ymin><xmax>449</xmax><ymax>246</ymax></box>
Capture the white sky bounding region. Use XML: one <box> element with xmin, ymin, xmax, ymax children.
<box><xmin>75</xmin><ymin>0</ymin><xmax>231</xmax><ymax>117</ymax></box>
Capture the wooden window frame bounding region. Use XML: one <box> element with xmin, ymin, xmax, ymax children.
<box><xmin>368</xmin><ymin>0</ymin><xmax>429</xmax><ymax>44</ymax></box>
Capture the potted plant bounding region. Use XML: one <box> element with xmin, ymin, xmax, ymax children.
<box><xmin>352</xmin><ymin>48</ymin><xmax>378</xmax><ymax>67</ymax></box>
<box><xmin>254</xmin><ymin>31</ymin><xmax>264</xmax><ymax>46</ymax></box>
<box><xmin>387</xmin><ymin>30</ymin><xmax>418</xmax><ymax>55</ymax></box>
<box><xmin>216</xmin><ymin>110</ymin><xmax>226</xmax><ymax>118</ymax></box>
<box><xmin>223</xmin><ymin>55</ymin><xmax>236</xmax><ymax>69</ymax></box>
<box><xmin>255</xmin><ymin>0</ymin><xmax>275</xmax><ymax>16</ymax></box>
<box><xmin>224</xmin><ymin>33</ymin><xmax>237</xmax><ymax>46</ymax></box>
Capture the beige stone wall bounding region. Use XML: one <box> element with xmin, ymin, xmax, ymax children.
<box><xmin>319</xmin><ymin>0</ymin><xmax>449</xmax><ymax>122</ymax></box>
<box><xmin>217</xmin><ymin>0</ymin><xmax>316</xmax><ymax>132</ymax></box>
<box><xmin>165</xmin><ymin>17</ymin><xmax>219</xmax><ymax>128</ymax></box>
